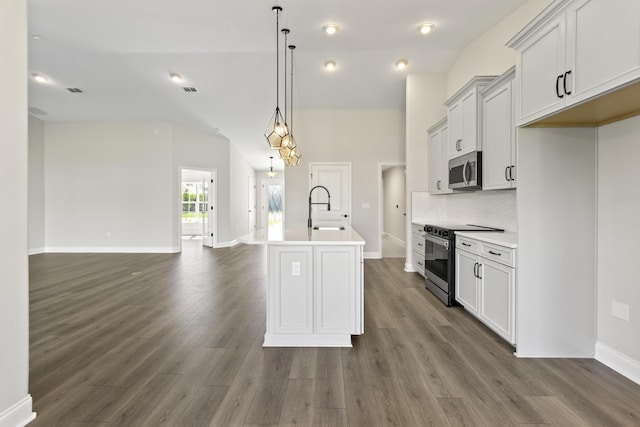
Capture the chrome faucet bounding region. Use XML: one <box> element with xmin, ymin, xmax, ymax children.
<box><xmin>308</xmin><ymin>185</ymin><xmax>331</xmax><ymax>229</ymax></box>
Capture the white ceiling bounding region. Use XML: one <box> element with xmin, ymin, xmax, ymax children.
<box><xmin>27</xmin><ymin>0</ymin><xmax>529</xmax><ymax>171</ymax></box>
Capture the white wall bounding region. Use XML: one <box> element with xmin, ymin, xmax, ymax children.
<box><xmin>29</xmin><ymin>115</ymin><xmax>45</xmax><ymax>254</ymax></box>
<box><xmin>173</xmin><ymin>124</ymin><xmax>231</xmax><ymax>245</ymax></box>
<box><xmin>44</xmin><ymin>122</ymin><xmax>176</xmax><ymax>252</ymax></box>
<box><xmin>0</xmin><ymin>0</ymin><xmax>34</xmax><ymax>425</ymax></box>
<box><xmin>517</xmin><ymin>127</ymin><xmax>596</xmax><ymax>357</ymax></box>
<box><xmin>446</xmin><ymin>0</ymin><xmax>552</xmax><ymax>97</ymax></box>
<box><xmin>382</xmin><ymin>166</ymin><xmax>406</xmax><ymax>242</ymax></box>
<box><xmin>597</xmin><ymin>116</ymin><xmax>640</xmax><ymax>379</ymax></box>
<box><xmin>229</xmin><ymin>142</ymin><xmax>257</xmax><ymax>240</ymax></box>
<box><xmin>285</xmin><ymin>109</ymin><xmax>405</xmax><ymax>256</ymax></box>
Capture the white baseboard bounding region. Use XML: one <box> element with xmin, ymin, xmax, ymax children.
<box><xmin>364</xmin><ymin>251</ymin><xmax>381</xmax><ymax>259</ymax></box>
<box><xmin>0</xmin><ymin>395</ymin><xmax>35</xmax><ymax>427</ymax></box>
<box><xmin>264</xmin><ymin>333</ymin><xmax>352</xmax><ymax>347</ymax></box>
<box><xmin>28</xmin><ymin>247</ymin><xmax>44</xmax><ymax>255</ymax></box>
<box><xmin>595</xmin><ymin>341</ymin><xmax>640</xmax><ymax>385</ymax></box>
<box><xmin>383</xmin><ymin>233</ymin><xmax>405</xmax><ymax>248</ymax></box>
<box><xmin>213</xmin><ymin>239</ymin><xmax>238</xmax><ymax>249</ymax></box>
<box><xmin>44</xmin><ymin>246</ymin><xmax>179</xmax><ymax>253</ymax></box>
<box><xmin>404</xmin><ymin>263</ymin><xmax>417</xmax><ymax>272</ymax></box>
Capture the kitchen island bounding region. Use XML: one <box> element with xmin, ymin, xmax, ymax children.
<box><xmin>240</xmin><ymin>225</ymin><xmax>365</xmax><ymax>347</ymax></box>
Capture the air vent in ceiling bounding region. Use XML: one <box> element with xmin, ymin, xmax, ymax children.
<box><xmin>66</xmin><ymin>88</ymin><xmax>84</xmax><ymax>93</ymax></box>
<box><xmin>182</xmin><ymin>87</ymin><xmax>198</xmax><ymax>93</ymax></box>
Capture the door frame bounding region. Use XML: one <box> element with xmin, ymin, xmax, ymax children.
<box><xmin>178</xmin><ymin>167</ymin><xmax>217</xmax><ymax>252</ymax></box>
<box><xmin>248</xmin><ymin>176</ymin><xmax>256</xmax><ymax>233</ymax></box>
<box><xmin>378</xmin><ymin>162</ymin><xmax>406</xmax><ymax>259</ymax></box>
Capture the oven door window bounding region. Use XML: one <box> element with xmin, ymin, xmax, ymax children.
<box><xmin>425</xmin><ymin>238</ymin><xmax>449</xmax><ymax>283</ymax></box>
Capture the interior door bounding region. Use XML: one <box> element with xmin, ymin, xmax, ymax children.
<box><xmin>248</xmin><ymin>176</ymin><xmax>256</xmax><ymax>233</ymax></box>
<box><xmin>309</xmin><ymin>163</ymin><xmax>351</xmax><ymax>226</ymax></box>
<box><xmin>202</xmin><ymin>171</ymin><xmax>216</xmax><ymax>248</ymax></box>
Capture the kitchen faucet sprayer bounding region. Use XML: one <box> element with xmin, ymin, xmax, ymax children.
<box><xmin>308</xmin><ymin>185</ymin><xmax>331</xmax><ymax>229</ymax></box>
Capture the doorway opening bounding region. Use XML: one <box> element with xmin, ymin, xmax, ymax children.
<box><xmin>180</xmin><ymin>168</ymin><xmax>216</xmax><ymax>249</ymax></box>
<box><xmin>379</xmin><ymin>163</ymin><xmax>406</xmax><ymax>258</ymax></box>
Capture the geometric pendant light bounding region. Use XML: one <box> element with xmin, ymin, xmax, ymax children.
<box><xmin>264</xmin><ymin>6</ymin><xmax>290</xmax><ymax>149</ymax></box>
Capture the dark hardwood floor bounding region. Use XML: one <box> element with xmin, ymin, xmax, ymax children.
<box><xmin>28</xmin><ymin>240</ymin><xmax>640</xmax><ymax>426</ymax></box>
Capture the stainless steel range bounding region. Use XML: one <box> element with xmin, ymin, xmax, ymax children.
<box><xmin>423</xmin><ymin>223</ymin><xmax>503</xmax><ymax>306</ymax></box>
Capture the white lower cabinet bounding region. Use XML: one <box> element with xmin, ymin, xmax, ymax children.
<box><xmin>456</xmin><ymin>236</ymin><xmax>516</xmax><ymax>345</ymax></box>
<box><xmin>267</xmin><ymin>244</ymin><xmax>363</xmax><ymax>346</ymax></box>
<box><xmin>411</xmin><ymin>223</ymin><xmax>426</xmax><ymax>276</ymax></box>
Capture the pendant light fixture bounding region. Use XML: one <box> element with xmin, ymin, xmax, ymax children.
<box><xmin>267</xmin><ymin>156</ymin><xmax>277</xmax><ymax>178</ymax></box>
<box><xmin>279</xmin><ymin>27</ymin><xmax>294</xmax><ymax>156</ymax></box>
<box><xmin>264</xmin><ymin>6</ymin><xmax>289</xmax><ymax>149</ymax></box>
<box><xmin>283</xmin><ymin>43</ymin><xmax>302</xmax><ymax>166</ymax></box>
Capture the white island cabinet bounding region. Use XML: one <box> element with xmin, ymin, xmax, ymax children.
<box><xmin>240</xmin><ymin>225</ymin><xmax>365</xmax><ymax>347</ymax></box>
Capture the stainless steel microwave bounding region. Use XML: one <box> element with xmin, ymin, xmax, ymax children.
<box><xmin>449</xmin><ymin>151</ymin><xmax>482</xmax><ymax>191</ymax></box>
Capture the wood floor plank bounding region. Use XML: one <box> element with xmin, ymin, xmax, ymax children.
<box><xmin>278</xmin><ymin>378</ymin><xmax>315</xmax><ymax>426</ymax></box>
<box><xmin>28</xmin><ymin>243</ymin><xmax>640</xmax><ymax>426</ymax></box>
<box><xmin>314</xmin><ymin>348</ymin><xmax>346</xmax><ymax>409</ymax></box>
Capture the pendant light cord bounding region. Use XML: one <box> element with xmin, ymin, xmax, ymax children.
<box><xmin>283</xmin><ymin>29</ymin><xmax>288</xmax><ymax>124</ymax></box>
<box><xmin>289</xmin><ymin>45</ymin><xmax>295</xmax><ymax>134</ymax></box>
<box><xmin>274</xmin><ymin>7</ymin><xmax>280</xmax><ymax>110</ymax></box>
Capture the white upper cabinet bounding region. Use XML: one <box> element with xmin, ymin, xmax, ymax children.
<box><xmin>428</xmin><ymin>118</ymin><xmax>452</xmax><ymax>194</ymax></box>
<box><xmin>509</xmin><ymin>0</ymin><xmax>640</xmax><ymax>127</ymax></box>
<box><xmin>445</xmin><ymin>76</ymin><xmax>496</xmax><ymax>159</ymax></box>
<box><xmin>481</xmin><ymin>67</ymin><xmax>517</xmax><ymax>190</ymax></box>
<box><xmin>566</xmin><ymin>0</ymin><xmax>640</xmax><ymax>104</ymax></box>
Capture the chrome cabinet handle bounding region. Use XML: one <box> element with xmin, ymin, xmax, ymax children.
<box><xmin>456</xmin><ymin>139</ymin><xmax>462</xmax><ymax>151</ymax></box>
<box><xmin>505</xmin><ymin>166</ymin><xmax>510</xmax><ymax>182</ymax></box>
<box><xmin>463</xmin><ymin>160</ymin><xmax>470</xmax><ymax>186</ymax></box>
<box><xmin>473</xmin><ymin>262</ymin><xmax>478</xmax><ymax>277</ymax></box>
<box><xmin>488</xmin><ymin>250</ymin><xmax>501</xmax><ymax>256</ymax></box>
<box><xmin>417</xmin><ymin>242</ymin><xmax>423</xmax><ymax>247</ymax></box>
<box><xmin>437</xmin><ymin>180</ymin><xmax>441</xmax><ymax>190</ymax></box>
<box><xmin>510</xmin><ymin>165</ymin><xmax>515</xmax><ymax>181</ymax></box>
<box><xmin>462</xmin><ymin>242</ymin><xmax>471</xmax><ymax>247</ymax></box>
<box><xmin>477</xmin><ymin>264</ymin><xmax>482</xmax><ymax>279</ymax></box>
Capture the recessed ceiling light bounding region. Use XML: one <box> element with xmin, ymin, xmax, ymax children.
<box><xmin>170</xmin><ymin>73</ymin><xmax>183</xmax><ymax>83</ymax></box>
<box><xmin>418</xmin><ymin>23</ymin><xmax>435</xmax><ymax>34</ymax></box>
<box><xmin>395</xmin><ymin>59</ymin><xmax>409</xmax><ymax>70</ymax></box>
<box><xmin>323</xmin><ymin>24</ymin><xmax>340</xmax><ymax>35</ymax></box>
<box><xmin>323</xmin><ymin>60</ymin><xmax>337</xmax><ymax>72</ymax></box>
<box><xmin>32</xmin><ymin>74</ymin><xmax>48</xmax><ymax>83</ymax></box>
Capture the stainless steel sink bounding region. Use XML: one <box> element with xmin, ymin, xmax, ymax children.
<box><xmin>313</xmin><ymin>225</ymin><xmax>345</xmax><ymax>230</ymax></box>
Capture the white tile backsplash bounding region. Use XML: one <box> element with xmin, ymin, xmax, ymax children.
<box><xmin>412</xmin><ymin>189</ymin><xmax>517</xmax><ymax>232</ymax></box>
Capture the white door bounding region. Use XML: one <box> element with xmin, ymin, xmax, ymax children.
<box><xmin>248</xmin><ymin>177</ymin><xmax>256</xmax><ymax>233</ymax></box>
<box><xmin>262</xmin><ymin>178</ymin><xmax>284</xmax><ymax>232</ymax></box>
<box><xmin>309</xmin><ymin>163</ymin><xmax>351</xmax><ymax>227</ymax></box>
<box><xmin>202</xmin><ymin>172</ymin><xmax>214</xmax><ymax>247</ymax></box>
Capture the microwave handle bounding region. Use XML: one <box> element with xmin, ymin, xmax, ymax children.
<box><xmin>463</xmin><ymin>160</ymin><xmax>470</xmax><ymax>186</ymax></box>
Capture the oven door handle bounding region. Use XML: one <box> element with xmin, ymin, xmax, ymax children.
<box><xmin>425</xmin><ymin>234</ymin><xmax>449</xmax><ymax>248</ymax></box>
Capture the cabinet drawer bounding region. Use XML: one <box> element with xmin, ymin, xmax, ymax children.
<box><xmin>456</xmin><ymin>237</ymin><xmax>479</xmax><ymax>253</ymax></box>
<box><xmin>411</xmin><ymin>235</ymin><xmax>426</xmax><ymax>255</ymax></box>
<box><xmin>412</xmin><ymin>250</ymin><xmax>425</xmax><ymax>276</ymax></box>
<box><xmin>411</xmin><ymin>223</ymin><xmax>425</xmax><ymax>235</ymax></box>
<box><xmin>480</xmin><ymin>242</ymin><xmax>515</xmax><ymax>267</ymax></box>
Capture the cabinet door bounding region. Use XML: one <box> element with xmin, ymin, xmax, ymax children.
<box><xmin>448</xmin><ymin>101</ymin><xmax>463</xmax><ymax>159</ymax></box>
<box><xmin>483</xmin><ymin>80</ymin><xmax>514</xmax><ymax>190</ymax></box>
<box><xmin>270</xmin><ymin>246</ymin><xmax>314</xmax><ymax>334</ymax></box>
<box><xmin>439</xmin><ymin>126</ymin><xmax>451</xmax><ymax>192</ymax></box>
<box><xmin>315</xmin><ymin>246</ymin><xmax>357</xmax><ymax>334</ymax></box>
<box><xmin>455</xmin><ymin>249</ymin><xmax>480</xmax><ymax>315</ymax></box>
<box><xmin>428</xmin><ymin>128</ymin><xmax>442</xmax><ymax>194</ymax></box>
<box><xmin>460</xmin><ymin>89</ymin><xmax>478</xmax><ymax>156</ymax></box>
<box><xmin>480</xmin><ymin>258</ymin><xmax>515</xmax><ymax>344</ymax></box>
<box><xmin>516</xmin><ymin>13</ymin><xmax>567</xmax><ymax>126</ymax></box>
<box><xmin>566</xmin><ymin>0</ymin><xmax>640</xmax><ymax>105</ymax></box>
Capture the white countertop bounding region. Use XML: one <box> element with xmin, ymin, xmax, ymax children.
<box><xmin>455</xmin><ymin>231</ymin><xmax>518</xmax><ymax>248</ymax></box>
<box><xmin>239</xmin><ymin>224</ymin><xmax>365</xmax><ymax>246</ymax></box>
